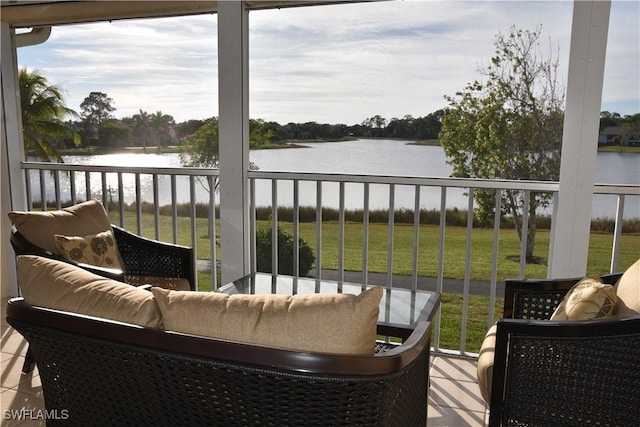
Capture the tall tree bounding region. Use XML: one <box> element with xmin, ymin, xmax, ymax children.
<box><xmin>180</xmin><ymin>117</ymin><xmax>259</xmax><ymax>192</ymax></box>
<box><xmin>80</xmin><ymin>91</ymin><xmax>115</xmax><ymax>126</ymax></box>
<box><xmin>440</xmin><ymin>26</ymin><xmax>564</xmax><ymax>261</ymax></box>
<box><xmin>180</xmin><ymin>118</ymin><xmax>221</xmax><ymax>192</ymax></box>
<box><xmin>80</xmin><ymin>91</ymin><xmax>115</xmax><ymax>144</ymax></box>
<box><xmin>131</xmin><ymin>110</ymin><xmax>177</xmax><ymax>150</ymax></box>
<box><xmin>150</xmin><ymin>111</ymin><xmax>177</xmax><ymax>149</ymax></box>
<box><xmin>19</xmin><ymin>68</ymin><xmax>79</xmax><ymax>162</ymax></box>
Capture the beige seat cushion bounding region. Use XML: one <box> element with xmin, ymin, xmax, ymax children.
<box><xmin>8</xmin><ymin>199</ymin><xmax>114</xmax><ymax>256</ymax></box>
<box><xmin>152</xmin><ymin>286</ymin><xmax>383</xmax><ymax>354</ymax></box>
<box><xmin>550</xmin><ymin>276</ymin><xmax>618</xmax><ymax>321</ymax></box>
<box><xmin>54</xmin><ymin>229</ymin><xmax>124</xmax><ymax>270</ymax></box>
<box><xmin>615</xmin><ymin>258</ymin><xmax>640</xmax><ymax>317</ymax></box>
<box><xmin>477</xmin><ymin>324</ymin><xmax>497</xmax><ymax>404</ymax></box>
<box><xmin>17</xmin><ymin>255</ymin><xmax>162</xmax><ymax>328</ymax></box>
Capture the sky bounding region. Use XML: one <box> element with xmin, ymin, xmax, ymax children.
<box><xmin>16</xmin><ymin>0</ymin><xmax>640</xmax><ymax>126</ymax></box>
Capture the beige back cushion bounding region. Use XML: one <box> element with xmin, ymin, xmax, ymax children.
<box><xmin>152</xmin><ymin>286</ymin><xmax>383</xmax><ymax>355</ymax></box>
<box><xmin>9</xmin><ymin>199</ymin><xmax>113</xmax><ymax>255</ymax></box>
<box><xmin>17</xmin><ymin>255</ymin><xmax>161</xmax><ymax>328</ymax></box>
<box><xmin>615</xmin><ymin>258</ymin><xmax>640</xmax><ymax>317</ymax></box>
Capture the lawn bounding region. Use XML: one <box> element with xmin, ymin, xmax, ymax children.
<box><xmin>108</xmin><ymin>211</ymin><xmax>639</xmax><ymax>352</ymax></box>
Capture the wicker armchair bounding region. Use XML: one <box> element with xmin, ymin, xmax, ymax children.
<box><xmin>10</xmin><ymin>225</ymin><xmax>195</xmax><ymax>288</ymax></box>
<box><xmin>6</xmin><ymin>297</ymin><xmax>432</xmax><ymax>426</ymax></box>
<box><xmin>484</xmin><ymin>273</ymin><xmax>640</xmax><ymax>426</ymax></box>
<box><xmin>10</xmin><ymin>213</ymin><xmax>195</xmax><ymax>374</ymax></box>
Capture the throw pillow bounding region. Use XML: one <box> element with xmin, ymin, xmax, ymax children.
<box><xmin>151</xmin><ymin>286</ymin><xmax>383</xmax><ymax>355</ymax></box>
<box><xmin>550</xmin><ymin>276</ymin><xmax>618</xmax><ymax>321</ymax></box>
<box><xmin>16</xmin><ymin>255</ymin><xmax>162</xmax><ymax>328</ymax></box>
<box><xmin>614</xmin><ymin>258</ymin><xmax>640</xmax><ymax>317</ymax></box>
<box><xmin>8</xmin><ymin>199</ymin><xmax>114</xmax><ymax>255</ymax></box>
<box><xmin>54</xmin><ymin>229</ymin><xmax>124</xmax><ymax>270</ymax></box>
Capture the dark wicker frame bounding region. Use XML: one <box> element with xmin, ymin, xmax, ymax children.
<box><xmin>10</xmin><ymin>225</ymin><xmax>195</xmax><ymax>288</ymax></box>
<box><xmin>7</xmin><ymin>297</ymin><xmax>431</xmax><ymax>426</ymax></box>
<box><xmin>488</xmin><ymin>274</ymin><xmax>640</xmax><ymax>426</ymax></box>
<box><xmin>10</xmin><ymin>224</ymin><xmax>195</xmax><ymax>374</ymax></box>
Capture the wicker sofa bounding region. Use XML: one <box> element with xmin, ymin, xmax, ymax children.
<box><xmin>6</xmin><ymin>256</ymin><xmax>432</xmax><ymax>426</ymax></box>
<box><xmin>478</xmin><ymin>260</ymin><xmax>640</xmax><ymax>426</ymax></box>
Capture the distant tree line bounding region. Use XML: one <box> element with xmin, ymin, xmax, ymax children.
<box><xmin>53</xmin><ymin>89</ymin><xmax>448</xmax><ymax>150</ymax></box>
<box><xmin>599</xmin><ymin>111</ymin><xmax>640</xmax><ymax>131</ymax></box>
<box><xmin>20</xmin><ymin>67</ymin><xmax>639</xmax><ymax>159</ymax></box>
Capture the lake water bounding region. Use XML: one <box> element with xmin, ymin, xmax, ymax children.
<box><xmin>47</xmin><ymin>139</ymin><xmax>639</xmax><ymax>218</ymax></box>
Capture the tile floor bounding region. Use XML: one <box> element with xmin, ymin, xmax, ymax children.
<box><xmin>1</xmin><ymin>298</ymin><xmax>488</xmax><ymax>426</ymax></box>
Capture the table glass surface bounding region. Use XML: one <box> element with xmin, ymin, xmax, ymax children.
<box><xmin>219</xmin><ymin>273</ymin><xmax>440</xmax><ymax>330</ymax></box>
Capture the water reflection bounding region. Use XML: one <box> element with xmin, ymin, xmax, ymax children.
<box><xmin>28</xmin><ymin>140</ymin><xmax>639</xmax><ymax>219</ymax></box>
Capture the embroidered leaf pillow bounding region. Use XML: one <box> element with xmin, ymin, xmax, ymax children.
<box><xmin>54</xmin><ymin>230</ymin><xmax>123</xmax><ymax>270</ymax></box>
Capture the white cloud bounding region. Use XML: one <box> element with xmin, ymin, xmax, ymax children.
<box><xmin>16</xmin><ymin>0</ymin><xmax>638</xmax><ymax>124</ymax></box>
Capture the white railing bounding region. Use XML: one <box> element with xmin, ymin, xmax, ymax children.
<box><xmin>19</xmin><ymin>161</ymin><xmax>640</xmax><ymax>355</ymax></box>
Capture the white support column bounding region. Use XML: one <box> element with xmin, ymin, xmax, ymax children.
<box><xmin>1</xmin><ymin>22</ymin><xmax>27</xmax><ymax>297</ymax></box>
<box><xmin>218</xmin><ymin>1</ymin><xmax>251</xmax><ymax>284</ymax></box>
<box><xmin>549</xmin><ymin>1</ymin><xmax>610</xmax><ymax>278</ymax></box>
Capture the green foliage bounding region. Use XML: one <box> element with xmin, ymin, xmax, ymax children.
<box><xmin>19</xmin><ymin>68</ymin><xmax>79</xmax><ymax>162</ymax></box>
<box><xmin>255</xmin><ymin>227</ymin><xmax>315</xmax><ymax>277</ymax></box>
<box><xmin>179</xmin><ymin>118</ymin><xmax>220</xmax><ymax>186</ymax></box>
<box><xmin>97</xmin><ymin>121</ymin><xmax>131</xmax><ymax>147</ymax></box>
<box><xmin>250</xmin><ymin>119</ymin><xmax>281</xmax><ymax>147</ymax></box>
<box><xmin>440</xmin><ymin>26</ymin><xmax>564</xmax><ymax>260</ymax></box>
<box><xmin>79</xmin><ymin>91</ymin><xmax>116</xmax><ymax>146</ymax></box>
<box><xmin>80</xmin><ymin>91</ymin><xmax>115</xmax><ymax>126</ymax></box>
<box><xmin>131</xmin><ymin>110</ymin><xmax>177</xmax><ymax>150</ymax></box>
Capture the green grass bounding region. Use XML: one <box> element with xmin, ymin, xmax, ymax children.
<box><xmin>108</xmin><ymin>211</ymin><xmax>639</xmax><ymax>352</ymax></box>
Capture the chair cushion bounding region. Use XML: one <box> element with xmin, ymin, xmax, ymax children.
<box><xmin>550</xmin><ymin>276</ymin><xmax>617</xmax><ymax>321</ymax></box>
<box><xmin>615</xmin><ymin>258</ymin><xmax>640</xmax><ymax>317</ymax></box>
<box><xmin>477</xmin><ymin>324</ymin><xmax>497</xmax><ymax>404</ymax></box>
<box><xmin>16</xmin><ymin>255</ymin><xmax>162</xmax><ymax>328</ymax></box>
<box><xmin>54</xmin><ymin>230</ymin><xmax>124</xmax><ymax>270</ymax></box>
<box><xmin>8</xmin><ymin>199</ymin><xmax>114</xmax><ymax>255</ymax></box>
<box><xmin>151</xmin><ymin>286</ymin><xmax>383</xmax><ymax>355</ymax></box>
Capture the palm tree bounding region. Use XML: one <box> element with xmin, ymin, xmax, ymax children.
<box><xmin>132</xmin><ymin>110</ymin><xmax>175</xmax><ymax>151</ymax></box>
<box><xmin>150</xmin><ymin>111</ymin><xmax>176</xmax><ymax>149</ymax></box>
<box><xmin>19</xmin><ymin>68</ymin><xmax>79</xmax><ymax>162</ymax></box>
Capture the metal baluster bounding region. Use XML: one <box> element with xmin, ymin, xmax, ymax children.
<box><xmin>315</xmin><ymin>181</ymin><xmax>323</xmax><ymax>280</ymax></box>
<box><xmin>460</xmin><ymin>189</ymin><xmax>474</xmax><ymax>354</ymax></box>
<box><xmin>610</xmin><ymin>194</ymin><xmax>625</xmax><ymax>273</ymax></box>
<box><xmin>338</xmin><ymin>181</ymin><xmax>345</xmax><ymax>282</ymax></box>
<box><xmin>293</xmin><ymin>180</ymin><xmax>300</xmax><ymax>277</ymax></box>
<box><xmin>362</xmin><ymin>182</ymin><xmax>370</xmax><ymax>288</ymax></box>
<box><xmin>271</xmin><ymin>179</ymin><xmax>278</xmax><ymax>275</ymax></box>
<box><xmin>386</xmin><ymin>184</ymin><xmax>395</xmax><ymax>288</ymax></box>
<box><xmin>489</xmin><ymin>190</ymin><xmax>502</xmax><ymax>327</ymax></box>
<box><xmin>411</xmin><ymin>185</ymin><xmax>420</xmax><ymax>292</ymax></box>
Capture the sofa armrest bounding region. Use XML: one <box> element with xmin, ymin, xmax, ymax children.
<box><xmin>112</xmin><ymin>225</ymin><xmax>195</xmax><ymax>290</ymax></box>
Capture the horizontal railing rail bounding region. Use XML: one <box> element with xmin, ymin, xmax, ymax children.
<box><xmin>18</xmin><ymin>160</ymin><xmax>640</xmax><ymax>356</ymax></box>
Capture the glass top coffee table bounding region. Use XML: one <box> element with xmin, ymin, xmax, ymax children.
<box><xmin>217</xmin><ymin>273</ymin><xmax>441</xmax><ymax>341</ymax></box>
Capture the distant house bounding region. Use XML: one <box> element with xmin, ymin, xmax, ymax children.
<box><xmin>598</xmin><ymin>126</ymin><xmax>640</xmax><ymax>146</ymax></box>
